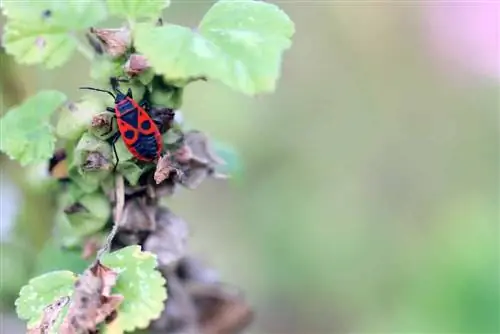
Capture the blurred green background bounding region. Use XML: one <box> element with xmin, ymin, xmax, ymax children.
<box><xmin>1</xmin><ymin>1</ymin><xmax>498</xmax><ymax>333</ymax></box>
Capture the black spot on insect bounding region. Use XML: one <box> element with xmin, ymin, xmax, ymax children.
<box><xmin>141</xmin><ymin>120</ymin><xmax>151</xmax><ymax>130</ymax></box>
<box><xmin>124</xmin><ymin>130</ymin><xmax>134</xmax><ymax>139</ymax></box>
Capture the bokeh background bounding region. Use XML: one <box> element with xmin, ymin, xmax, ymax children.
<box><xmin>1</xmin><ymin>1</ymin><xmax>499</xmax><ymax>333</ymax></box>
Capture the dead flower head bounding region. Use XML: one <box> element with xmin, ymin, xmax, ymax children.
<box><xmin>89</xmin><ymin>27</ymin><xmax>131</xmax><ymax>58</ymax></box>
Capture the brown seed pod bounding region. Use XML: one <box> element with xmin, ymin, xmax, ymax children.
<box><xmin>89</xmin><ymin>27</ymin><xmax>131</xmax><ymax>58</ymax></box>
<box><xmin>124</xmin><ymin>54</ymin><xmax>150</xmax><ymax>76</ymax></box>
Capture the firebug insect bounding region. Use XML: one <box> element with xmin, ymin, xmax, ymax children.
<box><xmin>80</xmin><ymin>79</ymin><xmax>163</xmax><ymax>170</ymax></box>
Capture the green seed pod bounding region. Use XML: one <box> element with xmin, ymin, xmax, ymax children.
<box><xmin>73</xmin><ymin>132</ymin><xmax>113</xmax><ymax>183</ymax></box>
<box><xmin>56</xmin><ymin>96</ymin><xmax>106</xmax><ymax>141</ymax></box>
<box><xmin>89</xmin><ymin>112</ymin><xmax>116</xmax><ymax>140</ymax></box>
<box><xmin>63</xmin><ymin>191</ymin><xmax>111</xmax><ymax>238</ymax></box>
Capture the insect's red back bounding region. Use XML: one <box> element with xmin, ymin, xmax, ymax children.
<box><xmin>114</xmin><ymin>97</ymin><xmax>163</xmax><ymax>161</ymax></box>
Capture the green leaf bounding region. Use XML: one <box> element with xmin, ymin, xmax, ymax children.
<box><xmin>101</xmin><ymin>245</ymin><xmax>167</xmax><ymax>332</ymax></box>
<box><xmin>15</xmin><ymin>271</ymin><xmax>77</xmax><ymax>326</ymax></box>
<box><xmin>134</xmin><ymin>0</ymin><xmax>295</xmax><ymax>95</ymax></box>
<box><xmin>0</xmin><ymin>90</ymin><xmax>66</xmax><ymax>166</ymax></box>
<box><xmin>106</xmin><ymin>0</ymin><xmax>170</xmax><ymax>20</ymax></box>
<box><xmin>117</xmin><ymin>161</ymin><xmax>146</xmax><ymax>186</ymax></box>
<box><xmin>56</xmin><ymin>95</ymin><xmax>106</xmax><ymax>140</ymax></box>
<box><xmin>64</xmin><ymin>191</ymin><xmax>111</xmax><ymax>237</ymax></box>
<box><xmin>2</xmin><ymin>0</ymin><xmax>107</xmax><ymax>68</ymax></box>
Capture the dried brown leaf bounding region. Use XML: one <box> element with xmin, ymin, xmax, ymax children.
<box><xmin>119</xmin><ymin>198</ymin><xmax>156</xmax><ymax>231</ymax></box>
<box><xmin>188</xmin><ymin>283</ymin><xmax>253</xmax><ymax>334</ymax></box>
<box><xmin>184</xmin><ymin>131</ymin><xmax>225</xmax><ymax>166</ymax></box>
<box><xmin>60</xmin><ymin>262</ymin><xmax>122</xmax><ymax>333</ymax></box>
<box><xmin>124</xmin><ymin>54</ymin><xmax>150</xmax><ymax>76</ymax></box>
<box><xmin>27</xmin><ymin>296</ymin><xmax>70</xmax><ymax>334</ymax></box>
<box><xmin>144</xmin><ymin>207</ymin><xmax>188</xmax><ymax>267</ymax></box>
<box><xmin>154</xmin><ymin>154</ymin><xmax>182</xmax><ymax>185</ymax></box>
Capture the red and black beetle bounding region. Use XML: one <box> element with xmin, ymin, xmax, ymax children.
<box><xmin>80</xmin><ymin>79</ymin><xmax>163</xmax><ymax>169</ymax></box>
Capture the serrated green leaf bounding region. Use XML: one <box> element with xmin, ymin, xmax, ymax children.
<box><xmin>2</xmin><ymin>0</ymin><xmax>107</xmax><ymax>68</ymax></box>
<box><xmin>15</xmin><ymin>271</ymin><xmax>77</xmax><ymax>326</ymax></box>
<box><xmin>0</xmin><ymin>90</ymin><xmax>66</xmax><ymax>166</ymax></box>
<box><xmin>101</xmin><ymin>245</ymin><xmax>167</xmax><ymax>332</ymax></box>
<box><xmin>134</xmin><ymin>0</ymin><xmax>294</xmax><ymax>95</ymax></box>
<box><xmin>56</xmin><ymin>96</ymin><xmax>106</xmax><ymax>140</ymax></box>
<box><xmin>106</xmin><ymin>0</ymin><xmax>170</xmax><ymax>20</ymax></box>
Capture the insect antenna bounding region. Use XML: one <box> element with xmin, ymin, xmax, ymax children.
<box><xmin>79</xmin><ymin>87</ymin><xmax>116</xmax><ymax>99</ymax></box>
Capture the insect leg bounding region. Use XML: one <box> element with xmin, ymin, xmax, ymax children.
<box><xmin>103</xmin><ymin>110</ymin><xmax>116</xmax><ymax>137</ymax></box>
<box><xmin>110</xmin><ymin>132</ymin><xmax>121</xmax><ymax>173</ymax></box>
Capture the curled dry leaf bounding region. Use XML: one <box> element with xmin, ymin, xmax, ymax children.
<box><xmin>82</xmin><ymin>151</ymin><xmax>112</xmax><ymax>171</ymax></box>
<box><xmin>154</xmin><ymin>154</ymin><xmax>178</xmax><ymax>185</ymax></box>
<box><xmin>150</xmin><ymin>270</ymin><xmax>199</xmax><ymax>334</ymax></box>
<box><xmin>176</xmin><ymin>131</ymin><xmax>227</xmax><ymax>189</ymax></box>
<box><xmin>124</xmin><ymin>54</ymin><xmax>150</xmax><ymax>76</ymax></box>
<box><xmin>90</xmin><ymin>27</ymin><xmax>131</xmax><ymax>58</ymax></box>
<box><xmin>189</xmin><ymin>283</ymin><xmax>254</xmax><ymax>334</ymax></box>
<box><xmin>60</xmin><ymin>262</ymin><xmax>123</xmax><ymax>333</ymax></box>
<box><xmin>144</xmin><ymin>207</ymin><xmax>189</xmax><ymax>267</ymax></box>
<box><xmin>85</xmin><ymin>32</ymin><xmax>104</xmax><ymax>55</ymax></box>
<box><xmin>27</xmin><ymin>296</ymin><xmax>70</xmax><ymax>334</ymax></box>
<box><xmin>119</xmin><ymin>198</ymin><xmax>156</xmax><ymax>232</ymax></box>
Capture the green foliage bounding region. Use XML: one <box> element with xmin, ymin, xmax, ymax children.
<box><xmin>56</xmin><ymin>95</ymin><xmax>106</xmax><ymax>140</ymax></box>
<box><xmin>134</xmin><ymin>0</ymin><xmax>295</xmax><ymax>95</ymax></box>
<box><xmin>101</xmin><ymin>245</ymin><xmax>168</xmax><ymax>332</ymax></box>
<box><xmin>64</xmin><ymin>191</ymin><xmax>112</xmax><ymax>237</ymax></box>
<box><xmin>15</xmin><ymin>271</ymin><xmax>77</xmax><ymax>326</ymax></box>
<box><xmin>1</xmin><ymin>0</ymin><xmax>107</xmax><ymax>68</ymax></box>
<box><xmin>0</xmin><ymin>90</ymin><xmax>66</xmax><ymax>166</ymax></box>
<box><xmin>106</xmin><ymin>0</ymin><xmax>170</xmax><ymax>20</ymax></box>
<box><xmin>5</xmin><ymin>0</ymin><xmax>294</xmax><ymax>331</ymax></box>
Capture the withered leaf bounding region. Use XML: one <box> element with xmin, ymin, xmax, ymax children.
<box><xmin>188</xmin><ymin>283</ymin><xmax>254</xmax><ymax>334</ymax></box>
<box><xmin>154</xmin><ymin>154</ymin><xmax>182</xmax><ymax>185</ymax></box>
<box><xmin>184</xmin><ymin>131</ymin><xmax>225</xmax><ymax>166</ymax></box>
<box><xmin>119</xmin><ymin>198</ymin><xmax>156</xmax><ymax>232</ymax></box>
<box><xmin>124</xmin><ymin>54</ymin><xmax>150</xmax><ymax>76</ymax></box>
<box><xmin>90</xmin><ymin>27</ymin><xmax>131</xmax><ymax>58</ymax></box>
<box><xmin>144</xmin><ymin>207</ymin><xmax>188</xmax><ymax>267</ymax></box>
<box><xmin>59</xmin><ymin>262</ymin><xmax>123</xmax><ymax>333</ymax></box>
<box><xmin>27</xmin><ymin>296</ymin><xmax>70</xmax><ymax>334</ymax></box>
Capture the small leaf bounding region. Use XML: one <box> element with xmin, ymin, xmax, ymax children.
<box><xmin>106</xmin><ymin>0</ymin><xmax>170</xmax><ymax>20</ymax></box>
<box><xmin>56</xmin><ymin>96</ymin><xmax>106</xmax><ymax>140</ymax></box>
<box><xmin>0</xmin><ymin>90</ymin><xmax>66</xmax><ymax>166</ymax></box>
<box><xmin>134</xmin><ymin>0</ymin><xmax>295</xmax><ymax>95</ymax></box>
<box><xmin>15</xmin><ymin>271</ymin><xmax>77</xmax><ymax>327</ymax></box>
<box><xmin>101</xmin><ymin>245</ymin><xmax>167</xmax><ymax>332</ymax></box>
<box><xmin>2</xmin><ymin>0</ymin><xmax>107</xmax><ymax>68</ymax></box>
